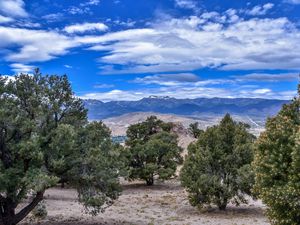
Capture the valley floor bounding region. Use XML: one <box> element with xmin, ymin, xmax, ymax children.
<box><xmin>21</xmin><ymin>180</ymin><xmax>269</xmax><ymax>225</ymax></box>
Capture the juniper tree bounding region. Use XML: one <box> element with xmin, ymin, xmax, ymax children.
<box><xmin>188</xmin><ymin>122</ymin><xmax>203</xmax><ymax>138</ymax></box>
<box><xmin>253</xmin><ymin>85</ymin><xmax>300</xmax><ymax>225</ymax></box>
<box><xmin>0</xmin><ymin>71</ymin><xmax>122</xmax><ymax>225</ymax></box>
<box><xmin>73</xmin><ymin>121</ymin><xmax>124</xmax><ymax>215</ymax></box>
<box><xmin>125</xmin><ymin>116</ymin><xmax>183</xmax><ymax>185</ymax></box>
<box><xmin>181</xmin><ymin>114</ymin><xmax>255</xmax><ymax>210</ymax></box>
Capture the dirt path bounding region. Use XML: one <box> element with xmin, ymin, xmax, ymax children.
<box><xmin>21</xmin><ymin>181</ymin><xmax>270</xmax><ymax>225</ymax></box>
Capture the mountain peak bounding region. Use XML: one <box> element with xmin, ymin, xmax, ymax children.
<box><xmin>84</xmin><ymin>97</ymin><xmax>288</xmax><ymax>120</ymax></box>
<box><xmin>147</xmin><ymin>95</ymin><xmax>172</xmax><ymax>100</ymax></box>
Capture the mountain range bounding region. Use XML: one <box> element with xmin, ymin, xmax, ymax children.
<box><xmin>84</xmin><ymin>96</ymin><xmax>289</xmax><ymax>121</ymax></box>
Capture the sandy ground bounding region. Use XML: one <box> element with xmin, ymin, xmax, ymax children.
<box><xmin>18</xmin><ymin>113</ymin><xmax>269</xmax><ymax>225</ymax></box>
<box><xmin>21</xmin><ymin>180</ymin><xmax>270</xmax><ymax>225</ymax></box>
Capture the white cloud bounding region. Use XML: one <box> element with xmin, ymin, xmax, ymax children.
<box><xmin>245</xmin><ymin>3</ymin><xmax>274</xmax><ymax>16</ymax></box>
<box><xmin>64</xmin><ymin>22</ymin><xmax>108</xmax><ymax>34</ymax></box>
<box><xmin>83</xmin><ymin>72</ymin><xmax>299</xmax><ymax>101</ymax></box>
<box><xmin>233</xmin><ymin>73</ymin><xmax>299</xmax><ymax>82</ymax></box>
<box><xmin>0</xmin><ymin>15</ymin><xmax>14</xmax><ymax>23</ymax></box>
<box><xmin>64</xmin><ymin>64</ymin><xmax>73</xmax><ymax>69</ymax></box>
<box><xmin>10</xmin><ymin>63</ymin><xmax>35</xmax><ymax>73</ymax></box>
<box><xmin>86</xmin><ymin>16</ymin><xmax>300</xmax><ymax>73</ymax></box>
<box><xmin>93</xmin><ymin>84</ymin><xmax>115</xmax><ymax>89</ymax></box>
<box><xmin>80</xmin><ymin>87</ymin><xmax>231</xmax><ymax>102</ymax></box>
<box><xmin>67</xmin><ymin>6</ymin><xmax>90</xmax><ymax>15</ymax></box>
<box><xmin>14</xmin><ymin>20</ymin><xmax>41</xmax><ymax>28</ymax></box>
<box><xmin>112</xmin><ymin>19</ymin><xmax>136</xmax><ymax>27</ymax></box>
<box><xmin>1</xmin><ymin>8</ymin><xmax>300</xmax><ymax>74</ymax></box>
<box><xmin>175</xmin><ymin>0</ymin><xmax>197</xmax><ymax>9</ymax></box>
<box><xmin>42</xmin><ymin>13</ymin><xmax>64</xmax><ymax>23</ymax></box>
<box><xmin>0</xmin><ymin>0</ymin><xmax>28</xmax><ymax>18</ymax></box>
<box><xmin>132</xmin><ymin>72</ymin><xmax>298</xmax><ymax>89</ymax></box>
<box><xmin>0</xmin><ymin>26</ymin><xmax>75</xmax><ymax>63</ymax></box>
<box><xmin>225</xmin><ymin>9</ymin><xmax>240</xmax><ymax>23</ymax></box>
<box><xmin>284</xmin><ymin>0</ymin><xmax>300</xmax><ymax>4</ymax></box>
<box><xmin>252</xmin><ymin>88</ymin><xmax>272</xmax><ymax>94</ymax></box>
<box><xmin>133</xmin><ymin>73</ymin><xmax>199</xmax><ymax>86</ymax></box>
<box><xmin>80</xmin><ymin>85</ymin><xmax>296</xmax><ymax>102</ymax></box>
<box><xmin>66</xmin><ymin>1</ymin><xmax>101</xmax><ymax>15</ymax></box>
<box><xmin>80</xmin><ymin>0</ymin><xmax>101</xmax><ymax>6</ymax></box>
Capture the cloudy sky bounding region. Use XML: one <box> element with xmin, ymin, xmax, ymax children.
<box><xmin>0</xmin><ymin>0</ymin><xmax>299</xmax><ymax>101</ymax></box>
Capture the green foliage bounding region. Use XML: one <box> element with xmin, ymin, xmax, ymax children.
<box><xmin>31</xmin><ymin>201</ymin><xmax>47</xmax><ymax>219</ymax></box>
<box><xmin>181</xmin><ymin>114</ymin><xmax>255</xmax><ymax>210</ymax></box>
<box><xmin>0</xmin><ymin>71</ymin><xmax>122</xmax><ymax>225</ymax></box>
<box><xmin>188</xmin><ymin>122</ymin><xmax>203</xmax><ymax>138</ymax></box>
<box><xmin>73</xmin><ymin>121</ymin><xmax>125</xmax><ymax>215</ymax></box>
<box><xmin>253</xmin><ymin>85</ymin><xmax>300</xmax><ymax>225</ymax></box>
<box><xmin>47</xmin><ymin>124</ymin><xmax>77</xmax><ymax>187</ymax></box>
<box><xmin>125</xmin><ymin>116</ymin><xmax>183</xmax><ymax>185</ymax></box>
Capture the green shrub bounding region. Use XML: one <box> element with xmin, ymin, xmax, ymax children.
<box><xmin>32</xmin><ymin>201</ymin><xmax>47</xmax><ymax>219</ymax></box>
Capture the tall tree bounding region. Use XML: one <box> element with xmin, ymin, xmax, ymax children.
<box><xmin>73</xmin><ymin>121</ymin><xmax>124</xmax><ymax>215</ymax></box>
<box><xmin>0</xmin><ymin>71</ymin><xmax>122</xmax><ymax>225</ymax></box>
<box><xmin>253</xmin><ymin>85</ymin><xmax>300</xmax><ymax>225</ymax></box>
<box><xmin>181</xmin><ymin>114</ymin><xmax>255</xmax><ymax>210</ymax></box>
<box><xmin>125</xmin><ymin>116</ymin><xmax>183</xmax><ymax>185</ymax></box>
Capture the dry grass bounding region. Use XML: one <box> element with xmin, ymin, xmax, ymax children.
<box><xmin>21</xmin><ymin>180</ymin><xmax>270</xmax><ymax>225</ymax></box>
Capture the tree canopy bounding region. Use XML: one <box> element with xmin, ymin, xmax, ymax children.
<box><xmin>125</xmin><ymin>116</ymin><xmax>183</xmax><ymax>185</ymax></box>
<box><xmin>253</xmin><ymin>85</ymin><xmax>300</xmax><ymax>225</ymax></box>
<box><xmin>0</xmin><ymin>71</ymin><xmax>122</xmax><ymax>225</ymax></box>
<box><xmin>181</xmin><ymin>114</ymin><xmax>255</xmax><ymax>210</ymax></box>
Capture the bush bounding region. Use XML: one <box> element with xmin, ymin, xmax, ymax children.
<box><xmin>181</xmin><ymin>114</ymin><xmax>255</xmax><ymax>210</ymax></box>
<box><xmin>253</xmin><ymin>85</ymin><xmax>300</xmax><ymax>225</ymax></box>
<box><xmin>32</xmin><ymin>201</ymin><xmax>47</xmax><ymax>219</ymax></box>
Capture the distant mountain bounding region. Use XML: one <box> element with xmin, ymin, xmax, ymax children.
<box><xmin>84</xmin><ymin>97</ymin><xmax>289</xmax><ymax>120</ymax></box>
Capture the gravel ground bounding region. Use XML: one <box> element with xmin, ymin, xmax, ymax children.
<box><xmin>20</xmin><ymin>180</ymin><xmax>270</xmax><ymax>225</ymax></box>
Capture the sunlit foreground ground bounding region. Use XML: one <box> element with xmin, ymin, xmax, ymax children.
<box><xmin>20</xmin><ymin>180</ymin><xmax>269</xmax><ymax>225</ymax></box>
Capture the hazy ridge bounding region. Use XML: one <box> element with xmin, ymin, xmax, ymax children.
<box><xmin>84</xmin><ymin>96</ymin><xmax>288</xmax><ymax>121</ymax></box>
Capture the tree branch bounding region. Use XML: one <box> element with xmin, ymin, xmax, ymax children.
<box><xmin>0</xmin><ymin>194</ymin><xmax>4</xmax><ymax>203</ymax></box>
<box><xmin>14</xmin><ymin>187</ymin><xmax>27</xmax><ymax>208</ymax></box>
<box><xmin>13</xmin><ymin>191</ymin><xmax>44</xmax><ymax>224</ymax></box>
<box><xmin>0</xmin><ymin>194</ymin><xmax>5</xmax><ymax>222</ymax></box>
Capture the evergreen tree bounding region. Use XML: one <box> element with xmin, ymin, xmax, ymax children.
<box><xmin>74</xmin><ymin>121</ymin><xmax>124</xmax><ymax>215</ymax></box>
<box><xmin>188</xmin><ymin>122</ymin><xmax>203</xmax><ymax>138</ymax></box>
<box><xmin>125</xmin><ymin>116</ymin><xmax>183</xmax><ymax>185</ymax></box>
<box><xmin>253</xmin><ymin>85</ymin><xmax>300</xmax><ymax>225</ymax></box>
<box><xmin>0</xmin><ymin>71</ymin><xmax>122</xmax><ymax>225</ymax></box>
<box><xmin>181</xmin><ymin>114</ymin><xmax>255</xmax><ymax>210</ymax></box>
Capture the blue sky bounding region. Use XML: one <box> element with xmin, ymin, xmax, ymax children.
<box><xmin>0</xmin><ymin>0</ymin><xmax>300</xmax><ymax>101</ymax></box>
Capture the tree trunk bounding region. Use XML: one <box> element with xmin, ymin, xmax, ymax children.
<box><xmin>146</xmin><ymin>177</ymin><xmax>154</xmax><ymax>186</ymax></box>
<box><xmin>218</xmin><ymin>198</ymin><xmax>228</xmax><ymax>210</ymax></box>
<box><xmin>0</xmin><ymin>209</ymin><xmax>16</xmax><ymax>225</ymax></box>
<box><xmin>0</xmin><ymin>191</ymin><xmax>44</xmax><ymax>225</ymax></box>
<box><xmin>218</xmin><ymin>204</ymin><xmax>227</xmax><ymax>210</ymax></box>
<box><xmin>0</xmin><ymin>199</ymin><xmax>17</xmax><ymax>225</ymax></box>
